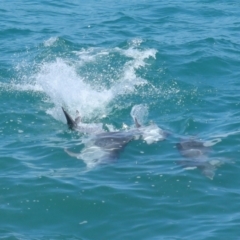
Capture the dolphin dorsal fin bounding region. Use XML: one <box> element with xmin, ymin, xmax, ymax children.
<box><xmin>134</xmin><ymin>118</ymin><xmax>141</xmax><ymax>128</ymax></box>
<box><xmin>62</xmin><ymin>107</ymin><xmax>77</xmax><ymax>130</ymax></box>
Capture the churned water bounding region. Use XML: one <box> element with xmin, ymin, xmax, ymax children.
<box><xmin>0</xmin><ymin>1</ymin><xmax>240</xmax><ymax>239</ymax></box>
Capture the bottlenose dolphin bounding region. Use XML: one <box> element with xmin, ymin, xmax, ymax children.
<box><xmin>62</xmin><ymin>107</ymin><xmax>104</xmax><ymax>134</ymax></box>
<box><xmin>65</xmin><ymin>131</ymin><xmax>134</xmax><ymax>168</ymax></box>
<box><xmin>62</xmin><ymin>107</ymin><xmax>166</xmax><ymax>168</ymax></box>
<box><xmin>176</xmin><ymin>138</ymin><xmax>221</xmax><ymax>180</ymax></box>
<box><xmin>62</xmin><ymin>107</ymin><xmax>137</xmax><ymax>168</ymax></box>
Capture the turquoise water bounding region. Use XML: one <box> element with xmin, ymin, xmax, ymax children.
<box><xmin>1</xmin><ymin>1</ymin><xmax>240</xmax><ymax>239</ymax></box>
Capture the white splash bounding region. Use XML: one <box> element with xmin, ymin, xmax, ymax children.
<box><xmin>8</xmin><ymin>39</ymin><xmax>159</xmax><ymax>124</ymax></box>
<box><xmin>203</xmin><ymin>138</ymin><xmax>222</xmax><ymax>147</ymax></box>
<box><xmin>72</xmin><ymin>145</ymin><xmax>108</xmax><ymax>169</ymax></box>
<box><xmin>184</xmin><ymin>166</ymin><xmax>197</xmax><ymax>170</ymax></box>
<box><xmin>131</xmin><ymin>104</ymin><xmax>149</xmax><ymax>126</ymax></box>
<box><xmin>139</xmin><ymin>124</ymin><xmax>165</xmax><ymax>144</ymax></box>
<box><xmin>131</xmin><ymin>104</ymin><xmax>165</xmax><ymax>144</ymax></box>
<box><xmin>44</xmin><ymin>37</ymin><xmax>58</xmax><ymax>47</ymax></box>
<box><xmin>34</xmin><ymin>58</ymin><xmax>114</xmax><ymax>120</ymax></box>
<box><xmin>115</xmin><ymin>46</ymin><xmax>157</xmax><ymax>92</ymax></box>
<box><xmin>73</xmin><ymin>48</ymin><xmax>98</xmax><ymax>63</ymax></box>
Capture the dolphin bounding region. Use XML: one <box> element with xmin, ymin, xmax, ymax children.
<box><xmin>62</xmin><ymin>107</ymin><xmax>104</xmax><ymax>134</ymax></box>
<box><xmin>62</xmin><ymin>107</ymin><xmax>167</xmax><ymax>168</ymax></box>
<box><xmin>62</xmin><ymin>107</ymin><xmax>136</xmax><ymax>168</ymax></box>
<box><xmin>64</xmin><ymin>131</ymin><xmax>134</xmax><ymax>168</ymax></box>
<box><xmin>176</xmin><ymin>138</ymin><xmax>221</xmax><ymax>180</ymax></box>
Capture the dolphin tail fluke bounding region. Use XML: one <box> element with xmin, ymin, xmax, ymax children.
<box><xmin>200</xmin><ymin>163</ymin><xmax>216</xmax><ymax>180</ymax></box>
<box><xmin>177</xmin><ymin>160</ymin><xmax>216</xmax><ymax>180</ymax></box>
<box><xmin>62</xmin><ymin>107</ymin><xmax>76</xmax><ymax>130</ymax></box>
<box><xmin>201</xmin><ymin>167</ymin><xmax>215</xmax><ymax>180</ymax></box>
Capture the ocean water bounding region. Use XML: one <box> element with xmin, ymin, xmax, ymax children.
<box><xmin>1</xmin><ymin>1</ymin><xmax>240</xmax><ymax>239</ymax></box>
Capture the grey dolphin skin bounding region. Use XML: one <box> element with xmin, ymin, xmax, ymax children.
<box><xmin>176</xmin><ymin>140</ymin><xmax>210</xmax><ymax>158</ymax></box>
<box><xmin>62</xmin><ymin>107</ymin><xmax>135</xmax><ymax>166</ymax></box>
<box><xmin>176</xmin><ymin>139</ymin><xmax>216</xmax><ymax>180</ymax></box>
<box><xmin>92</xmin><ymin>131</ymin><xmax>134</xmax><ymax>161</ymax></box>
<box><xmin>62</xmin><ymin>107</ymin><xmax>77</xmax><ymax>130</ymax></box>
<box><xmin>62</xmin><ymin>107</ymin><xmax>166</xmax><ymax>168</ymax></box>
<box><xmin>62</xmin><ymin>107</ymin><xmax>104</xmax><ymax>134</ymax></box>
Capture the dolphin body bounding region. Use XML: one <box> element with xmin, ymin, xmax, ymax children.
<box><xmin>62</xmin><ymin>107</ymin><xmax>166</xmax><ymax>168</ymax></box>
<box><xmin>62</xmin><ymin>107</ymin><xmax>137</xmax><ymax>168</ymax></box>
<box><xmin>62</xmin><ymin>107</ymin><xmax>104</xmax><ymax>134</ymax></box>
<box><xmin>64</xmin><ymin>131</ymin><xmax>134</xmax><ymax>168</ymax></box>
<box><xmin>176</xmin><ymin>139</ymin><xmax>220</xmax><ymax>180</ymax></box>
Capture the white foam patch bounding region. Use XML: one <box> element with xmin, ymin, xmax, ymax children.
<box><xmin>34</xmin><ymin>58</ymin><xmax>114</xmax><ymax>120</ymax></box>
<box><xmin>131</xmin><ymin>104</ymin><xmax>149</xmax><ymax>126</ymax></box>
<box><xmin>140</xmin><ymin>124</ymin><xmax>165</xmax><ymax>144</ymax></box>
<box><xmin>73</xmin><ymin>48</ymin><xmax>98</xmax><ymax>63</ymax></box>
<box><xmin>184</xmin><ymin>166</ymin><xmax>197</xmax><ymax>170</ymax></box>
<box><xmin>38</xmin><ymin>45</ymin><xmax>156</xmax><ymax>120</ymax></box>
<box><xmin>203</xmin><ymin>138</ymin><xmax>222</xmax><ymax>147</ymax></box>
<box><xmin>44</xmin><ymin>37</ymin><xmax>58</xmax><ymax>47</ymax></box>
<box><xmin>8</xmin><ymin>39</ymin><xmax>158</xmax><ymax>122</ymax></box>
<box><xmin>121</xmin><ymin>47</ymin><xmax>157</xmax><ymax>67</ymax></box>
<box><xmin>130</xmin><ymin>104</ymin><xmax>165</xmax><ymax>144</ymax></box>
<box><xmin>115</xmin><ymin>47</ymin><xmax>157</xmax><ymax>90</ymax></box>
<box><xmin>65</xmin><ymin>138</ymin><xmax>111</xmax><ymax>169</ymax></box>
